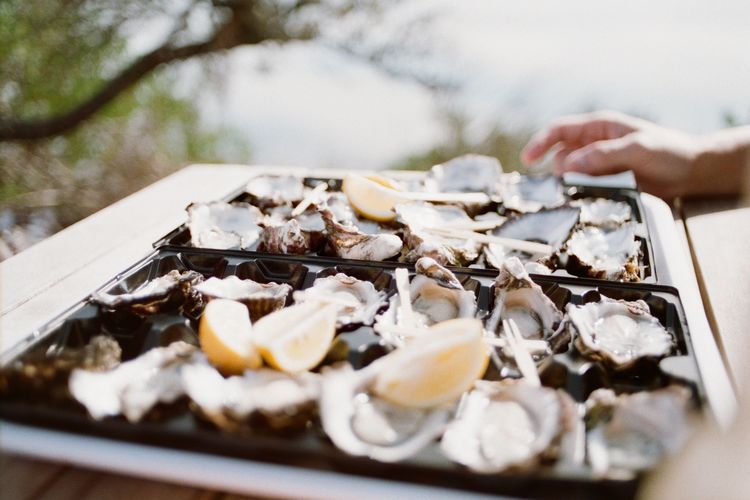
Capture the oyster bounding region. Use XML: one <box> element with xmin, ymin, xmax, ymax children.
<box><xmin>484</xmin><ymin>206</ymin><xmax>580</xmax><ymax>271</ymax></box>
<box><xmin>498</xmin><ymin>172</ymin><xmax>565</xmax><ymax>213</ymax></box>
<box><xmin>401</xmin><ymin>225</ymin><xmax>480</xmax><ymax>267</ymax></box>
<box><xmin>376</xmin><ymin>258</ymin><xmax>476</xmax><ymax>346</ymax></box>
<box><xmin>194</xmin><ymin>275</ymin><xmax>292</xmax><ymax>322</ymax></box>
<box><xmin>320</xmin><ymin>208</ymin><xmax>402</xmax><ymax>261</ymax></box>
<box><xmin>561</xmin><ymin>223</ymin><xmax>641</xmax><ymax>281</ymax></box>
<box><xmin>441</xmin><ymin>380</ymin><xmax>575</xmax><ymax>472</ymax></box>
<box><xmin>293</xmin><ymin>273</ymin><xmax>387</xmax><ymax>327</ymax></box>
<box><xmin>187</xmin><ymin>201</ymin><xmax>263</xmax><ymax>250</ymax></box>
<box><xmin>319</xmin><ymin>362</ymin><xmax>450</xmax><ymax>462</ymax></box>
<box><xmin>395</xmin><ymin>202</ymin><xmax>473</xmax><ymax>230</ymax></box>
<box><xmin>585</xmin><ymin>386</ymin><xmax>694</xmax><ymax>475</ymax></box>
<box><xmin>573</xmin><ymin>198</ymin><xmax>632</xmax><ymax>227</ymax></box>
<box><xmin>427</xmin><ymin>154</ymin><xmax>503</xmax><ymax>194</ymax></box>
<box><xmin>258</xmin><ymin>219</ymin><xmax>311</xmax><ymax>255</ymax></box>
<box><xmin>91</xmin><ymin>270</ymin><xmax>204</xmax><ymax>316</ymax></box>
<box><xmin>182</xmin><ymin>363</ymin><xmax>319</xmax><ymax>432</ymax></box>
<box><xmin>245</xmin><ymin>175</ymin><xmax>305</xmax><ymax>208</ymax></box>
<box><xmin>567</xmin><ymin>297</ymin><xmax>674</xmax><ymax>369</ymax></box>
<box><xmin>0</xmin><ymin>335</ymin><xmax>121</xmax><ymax>401</ymax></box>
<box><xmin>69</xmin><ymin>341</ymin><xmax>201</xmax><ymax>422</ymax></box>
<box><xmin>489</xmin><ymin>257</ymin><xmax>567</xmax><ymax>354</ymax></box>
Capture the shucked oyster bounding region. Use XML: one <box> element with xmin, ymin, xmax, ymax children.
<box><xmin>92</xmin><ymin>270</ymin><xmax>204</xmax><ymax>317</ymax></box>
<box><xmin>182</xmin><ymin>363</ymin><xmax>320</xmax><ymax>432</ymax></box>
<box><xmin>427</xmin><ymin>154</ymin><xmax>503</xmax><ymax>194</ymax></box>
<box><xmin>585</xmin><ymin>386</ymin><xmax>694</xmax><ymax>476</ymax></box>
<box><xmin>294</xmin><ymin>273</ymin><xmax>387</xmax><ymax>327</ymax></box>
<box><xmin>489</xmin><ymin>257</ymin><xmax>568</xmax><ymax>354</ymax></box>
<box><xmin>567</xmin><ymin>297</ymin><xmax>674</xmax><ymax>369</ymax></box>
<box><xmin>441</xmin><ymin>380</ymin><xmax>575</xmax><ymax>473</ymax></box>
<box><xmin>320</xmin><ymin>208</ymin><xmax>402</xmax><ymax>261</ymax></box>
<box><xmin>498</xmin><ymin>173</ymin><xmax>565</xmax><ymax>213</ymax></box>
<box><xmin>395</xmin><ymin>202</ymin><xmax>473</xmax><ymax>230</ymax></box>
<box><xmin>573</xmin><ymin>198</ymin><xmax>632</xmax><ymax>227</ymax></box>
<box><xmin>258</xmin><ymin>219</ymin><xmax>312</xmax><ymax>255</ymax></box>
<box><xmin>194</xmin><ymin>275</ymin><xmax>292</xmax><ymax>322</ymax></box>
<box><xmin>69</xmin><ymin>341</ymin><xmax>201</xmax><ymax>422</ymax></box>
<box><xmin>187</xmin><ymin>201</ymin><xmax>263</xmax><ymax>250</ymax></box>
<box><xmin>484</xmin><ymin>206</ymin><xmax>580</xmax><ymax>271</ymax></box>
<box><xmin>561</xmin><ymin>223</ymin><xmax>641</xmax><ymax>281</ymax></box>
<box><xmin>245</xmin><ymin>175</ymin><xmax>305</xmax><ymax>208</ymax></box>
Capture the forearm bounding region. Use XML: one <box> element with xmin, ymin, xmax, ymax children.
<box><xmin>687</xmin><ymin>126</ymin><xmax>750</xmax><ymax>197</ymax></box>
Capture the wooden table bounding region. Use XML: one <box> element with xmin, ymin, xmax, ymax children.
<box><xmin>1</xmin><ymin>164</ymin><xmax>747</xmax><ymax>499</ymax></box>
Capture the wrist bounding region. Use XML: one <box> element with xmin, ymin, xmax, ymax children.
<box><xmin>686</xmin><ymin>128</ymin><xmax>750</xmax><ymax>198</ymax></box>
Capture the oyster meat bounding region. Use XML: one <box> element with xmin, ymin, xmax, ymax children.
<box><xmin>585</xmin><ymin>386</ymin><xmax>694</xmax><ymax>475</ymax></box>
<box><xmin>258</xmin><ymin>219</ymin><xmax>312</xmax><ymax>255</ymax></box>
<box><xmin>194</xmin><ymin>275</ymin><xmax>292</xmax><ymax>322</ymax></box>
<box><xmin>245</xmin><ymin>175</ymin><xmax>305</xmax><ymax>208</ymax></box>
<box><xmin>294</xmin><ymin>273</ymin><xmax>387</xmax><ymax>327</ymax></box>
<box><xmin>182</xmin><ymin>363</ymin><xmax>320</xmax><ymax>432</ymax></box>
<box><xmin>319</xmin><ymin>362</ymin><xmax>450</xmax><ymax>462</ymax></box>
<box><xmin>498</xmin><ymin>173</ymin><xmax>565</xmax><ymax>213</ymax></box>
<box><xmin>320</xmin><ymin>208</ymin><xmax>402</xmax><ymax>261</ymax></box>
<box><xmin>69</xmin><ymin>341</ymin><xmax>201</xmax><ymax>422</ymax></box>
<box><xmin>484</xmin><ymin>206</ymin><xmax>580</xmax><ymax>271</ymax></box>
<box><xmin>573</xmin><ymin>198</ymin><xmax>632</xmax><ymax>227</ymax></box>
<box><xmin>187</xmin><ymin>201</ymin><xmax>263</xmax><ymax>250</ymax></box>
<box><xmin>376</xmin><ymin>258</ymin><xmax>476</xmax><ymax>345</ymax></box>
<box><xmin>567</xmin><ymin>297</ymin><xmax>674</xmax><ymax>369</ymax></box>
<box><xmin>562</xmin><ymin>223</ymin><xmax>641</xmax><ymax>281</ymax></box>
<box><xmin>92</xmin><ymin>270</ymin><xmax>204</xmax><ymax>316</ymax></box>
<box><xmin>441</xmin><ymin>380</ymin><xmax>575</xmax><ymax>473</ymax></box>
<box><xmin>489</xmin><ymin>257</ymin><xmax>567</xmax><ymax>354</ymax></box>
<box><xmin>427</xmin><ymin>154</ymin><xmax>503</xmax><ymax>194</ymax></box>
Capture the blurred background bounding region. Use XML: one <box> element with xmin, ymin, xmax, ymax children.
<box><xmin>1</xmin><ymin>0</ymin><xmax>749</xmax><ymax>260</ymax></box>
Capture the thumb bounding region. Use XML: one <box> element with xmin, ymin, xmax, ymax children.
<box><xmin>559</xmin><ymin>135</ymin><xmax>641</xmax><ymax>175</ymax></box>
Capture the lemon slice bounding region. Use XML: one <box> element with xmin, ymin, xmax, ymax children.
<box><xmin>342</xmin><ymin>175</ymin><xmax>405</xmax><ymax>222</ymax></box>
<box><xmin>253</xmin><ymin>301</ymin><xmax>338</xmax><ymax>373</ymax></box>
<box><xmin>373</xmin><ymin>318</ymin><xmax>489</xmax><ymax>408</ymax></box>
<box><xmin>199</xmin><ymin>298</ymin><xmax>262</xmax><ymax>375</ymax></box>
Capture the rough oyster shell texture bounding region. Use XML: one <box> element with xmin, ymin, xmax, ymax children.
<box><xmin>193</xmin><ymin>275</ymin><xmax>292</xmax><ymax>322</ymax></box>
<box><xmin>320</xmin><ymin>208</ymin><xmax>402</xmax><ymax>261</ymax></box>
<box><xmin>245</xmin><ymin>175</ymin><xmax>306</xmax><ymax>208</ymax></box>
<box><xmin>562</xmin><ymin>223</ymin><xmax>641</xmax><ymax>281</ymax></box>
<box><xmin>293</xmin><ymin>273</ymin><xmax>387</xmax><ymax>327</ymax></box>
<box><xmin>567</xmin><ymin>297</ymin><xmax>674</xmax><ymax>370</ymax></box>
<box><xmin>187</xmin><ymin>201</ymin><xmax>263</xmax><ymax>250</ymax></box>
<box><xmin>498</xmin><ymin>173</ymin><xmax>565</xmax><ymax>213</ymax></box>
<box><xmin>427</xmin><ymin>154</ymin><xmax>503</xmax><ymax>194</ymax></box>
<box><xmin>258</xmin><ymin>219</ymin><xmax>312</xmax><ymax>255</ymax></box>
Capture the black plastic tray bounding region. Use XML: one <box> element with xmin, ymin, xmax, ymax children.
<box><xmin>152</xmin><ymin>175</ymin><xmax>657</xmax><ymax>283</ymax></box>
<box><xmin>0</xmin><ymin>247</ymin><xmax>703</xmax><ymax>499</ymax></box>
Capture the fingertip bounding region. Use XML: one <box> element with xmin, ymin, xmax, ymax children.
<box><xmin>520</xmin><ymin>144</ymin><xmax>539</xmax><ymax>165</ymax></box>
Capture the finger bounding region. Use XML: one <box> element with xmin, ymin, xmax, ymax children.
<box><xmin>559</xmin><ymin>136</ymin><xmax>642</xmax><ymax>176</ymax></box>
<box><xmin>520</xmin><ymin>110</ymin><xmax>641</xmax><ymax>165</ymax></box>
<box><xmin>552</xmin><ymin>145</ymin><xmax>579</xmax><ymax>175</ymax></box>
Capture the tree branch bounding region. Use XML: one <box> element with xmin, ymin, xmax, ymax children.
<box><xmin>0</xmin><ymin>8</ymin><xmax>263</xmax><ymax>141</ymax></box>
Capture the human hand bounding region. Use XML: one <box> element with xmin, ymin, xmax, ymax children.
<box><xmin>520</xmin><ymin>110</ymin><xmax>702</xmax><ymax>199</ymax></box>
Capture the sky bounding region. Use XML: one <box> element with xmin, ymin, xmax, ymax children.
<box><xmin>161</xmin><ymin>0</ymin><xmax>750</xmax><ymax>170</ymax></box>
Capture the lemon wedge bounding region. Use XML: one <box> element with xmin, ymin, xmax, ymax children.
<box><xmin>253</xmin><ymin>301</ymin><xmax>338</xmax><ymax>373</ymax></box>
<box><xmin>199</xmin><ymin>298</ymin><xmax>262</xmax><ymax>375</ymax></box>
<box><xmin>342</xmin><ymin>175</ymin><xmax>405</xmax><ymax>222</ymax></box>
<box><xmin>372</xmin><ymin>318</ymin><xmax>489</xmax><ymax>408</ymax></box>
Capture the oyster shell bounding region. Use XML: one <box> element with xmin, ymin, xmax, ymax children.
<box><xmin>187</xmin><ymin>201</ymin><xmax>263</xmax><ymax>250</ymax></box>
<box><xmin>561</xmin><ymin>223</ymin><xmax>641</xmax><ymax>281</ymax></box>
<box><xmin>182</xmin><ymin>363</ymin><xmax>319</xmax><ymax>432</ymax></box>
<box><xmin>293</xmin><ymin>273</ymin><xmax>387</xmax><ymax>327</ymax></box>
<box><xmin>585</xmin><ymin>386</ymin><xmax>694</xmax><ymax>475</ymax></box>
<box><xmin>441</xmin><ymin>380</ymin><xmax>575</xmax><ymax>473</ymax></box>
<box><xmin>489</xmin><ymin>257</ymin><xmax>567</xmax><ymax>353</ymax></box>
<box><xmin>194</xmin><ymin>276</ymin><xmax>292</xmax><ymax>322</ymax></box>
<box><xmin>69</xmin><ymin>341</ymin><xmax>201</xmax><ymax>422</ymax></box>
<box><xmin>320</xmin><ymin>208</ymin><xmax>402</xmax><ymax>261</ymax></box>
<box><xmin>395</xmin><ymin>202</ymin><xmax>473</xmax><ymax>230</ymax></box>
<box><xmin>245</xmin><ymin>175</ymin><xmax>305</xmax><ymax>208</ymax></box>
<box><xmin>484</xmin><ymin>206</ymin><xmax>580</xmax><ymax>271</ymax></box>
<box><xmin>498</xmin><ymin>173</ymin><xmax>565</xmax><ymax>213</ymax></box>
<box><xmin>567</xmin><ymin>297</ymin><xmax>674</xmax><ymax>369</ymax></box>
<box><xmin>427</xmin><ymin>154</ymin><xmax>503</xmax><ymax>194</ymax></box>
<box><xmin>91</xmin><ymin>270</ymin><xmax>204</xmax><ymax>316</ymax></box>
<box><xmin>376</xmin><ymin>258</ymin><xmax>476</xmax><ymax>346</ymax></box>
<box><xmin>573</xmin><ymin>198</ymin><xmax>632</xmax><ymax>227</ymax></box>
<box><xmin>319</xmin><ymin>362</ymin><xmax>450</xmax><ymax>462</ymax></box>
<box><xmin>258</xmin><ymin>219</ymin><xmax>311</xmax><ymax>255</ymax></box>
